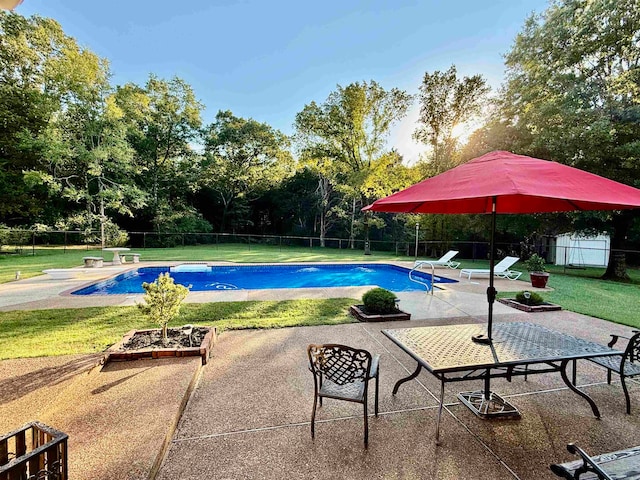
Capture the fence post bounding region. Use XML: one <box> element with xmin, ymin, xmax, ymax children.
<box><xmin>32</xmin><ymin>232</ymin><xmax>36</xmax><ymax>256</ymax></box>
<box><xmin>309</xmin><ymin>237</ymin><xmax>313</xmax><ymax>248</ymax></box>
<box><xmin>143</xmin><ymin>232</ymin><xmax>146</xmax><ymax>250</ymax></box>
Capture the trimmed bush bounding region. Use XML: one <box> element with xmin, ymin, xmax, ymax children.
<box><xmin>515</xmin><ymin>290</ymin><xmax>544</xmax><ymax>306</ymax></box>
<box><xmin>362</xmin><ymin>288</ymin><xmax>398</xmax><ymax>314</ymax></box>
<box><xmin>524</xmin><ymin>254</ymin><xmax>546</xmax><ymax>272</ymax></box>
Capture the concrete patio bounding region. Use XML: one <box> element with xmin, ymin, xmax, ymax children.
<box><xmin>157</xmin><ymin>312</ymin><xmax>640</xmax><ymax>480</ymax></box>
<box><xmin>2</xmin><ymin>263</ymin><xmax>639</xmax><ymax>479</ymax></box>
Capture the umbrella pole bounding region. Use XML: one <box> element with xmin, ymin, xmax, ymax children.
<box><xmin>473</xmin><ymin>196</ymin><xmax>497</xmax><ymax>345</ymax></box>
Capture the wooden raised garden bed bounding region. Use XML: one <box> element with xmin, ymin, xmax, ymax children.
<box><xmin>498</xmin><ymin>298</ymin><xmax>562</xmax><ymax>313</ymax></box>
<box><xmin>105</xmin><ymin>326</ymin><xmax>217</xmax><ymax>365</ymax></box>
<box><xmin>349</xmin><ymin>305</ymin><xmax>411</xmax><ymax>322</ymax></box>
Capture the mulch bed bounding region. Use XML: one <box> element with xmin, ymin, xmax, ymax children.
<box><xmin>123</xmin><ymin>326</ymin><xmax>210</xmax><ymax>350</ymax></box>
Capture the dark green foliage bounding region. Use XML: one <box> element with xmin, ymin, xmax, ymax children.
<box><xmin>515</xmin><ymin>290</ymin><xmax>544</xmax><ymax>306</ymax></box>
<box><xmin>362</xmin><ymin>287</ymin><xmax>398</xmax><ymax>314</ymax></box>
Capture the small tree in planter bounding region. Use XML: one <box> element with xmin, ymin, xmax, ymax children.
<box><xmin>525</xmin><ymin>254</ymin><xmax>550</xmax><ymax>288</ymax></box>
<box><xmin>138</xmin><ymin>272</ymin><xmax>189</xmax><ymax>343</ymax></box>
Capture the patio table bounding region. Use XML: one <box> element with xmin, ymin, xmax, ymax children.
<box><xmin>382</xmin><ymin>322</ymin><xmax>622</xmax><ymax>444</ymax></box>
<box><xmin>102</xmin><ymin>247</ymin><xmax>130</xmax><ymax>265</ymax></box>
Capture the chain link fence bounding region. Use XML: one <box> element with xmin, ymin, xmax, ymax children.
<box><xmin>1</xmin><ymin>229</ymin><xmax>638</xmax><ymax>268</ymax></box>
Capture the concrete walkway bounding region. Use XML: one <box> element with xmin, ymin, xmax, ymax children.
<box><xmin>158</xmin><ymin>314</ymin><xmax>640</xmax><ymax>480</ymax></box>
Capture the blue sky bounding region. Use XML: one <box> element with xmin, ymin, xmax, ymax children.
<box><xmin>17</xmin><ymin>0</ymin><xmax>549</xmax><ymax>162</ymax></box>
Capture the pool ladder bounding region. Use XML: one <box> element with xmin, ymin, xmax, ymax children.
<box><xmin>409</xmin><ymin>262</ymin><xmax>434</xmax><ymax>295</ymax></box>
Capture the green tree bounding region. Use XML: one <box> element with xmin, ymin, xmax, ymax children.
<box><xmin>201</xmin><ymin>110</ymin><xmax>294</xmax><ymax>232</ymax></box>
<box><xmin>138</xmin><ymin>272</ymin><xmax>189</xmax><ymax>342</ymax></box>
<box><xmin>501</xmin><ymin>0</ymin><xmax>640</xmax><ymax>280</ymax></box>
<box><xmin>413</xmin><ymin>65</ymin><xmax>489</xmax><ymax>245</ymax></box>
<box><xmin>113</xmin><ymin>76</ymin><xmax>203</xmax><ymax>231</ymax></box>
<box><xmin>415</xmin><ymin>65</ymin><xmax>490</xmax><ymax>176</ymax></box>
<box><xmin>24</xmin><ymin>94</ymin><xmax>147</xmax><ymax>247</ymax></box>
<box><xmin>294</xmin><ymin>81</ymin><xmax>412</xmax><ymax>247</ymax></box>
<box><xmin>0</xmin><ymin>12</ymin><xmax>109</xmax><ymax>225</ymax></box>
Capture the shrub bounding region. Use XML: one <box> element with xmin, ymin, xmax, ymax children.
<box><xmin>138</xmin><ymin>273</ymin><xmax>189</xmax><ymax>342</ymax></box>
<box><xmin>515</xmin><ymin>290</ymin><xmax>544</xmax><ymax>306</ymax></box>
<box><xmin>362</xmin><ymin>288</ymin><xmax>398</xmax><ymax>314</ymax></box>
<box><xmin>524</xmin><ymin>253</ymin><xmax>546</xmax><ymax>272</ymax></box>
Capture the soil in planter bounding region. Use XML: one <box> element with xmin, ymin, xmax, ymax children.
<box><xmin>122</xmin><ymin>326</ymin><xmax>210</xmax><ymax>351</ymax></box>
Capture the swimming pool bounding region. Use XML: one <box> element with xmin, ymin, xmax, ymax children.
<box><xmin>71</xmin><ymin>264</ymin><xmax>457</xmax><ymax>295</ymax></box>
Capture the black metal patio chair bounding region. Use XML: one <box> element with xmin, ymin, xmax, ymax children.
<box><xmin>307</xmin><ymin>344</ymin><xmax>379</xmax><ymax>446</ymax></box>
<box><xmin>587</xmin><ymin>330</ymin><xmax>640</xmax><ymax>414</ymax></box>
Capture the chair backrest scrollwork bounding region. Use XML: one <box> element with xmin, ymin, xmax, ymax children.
<box><xmin>625</xmin><ymin>331</ymin><xmax>640</xmax><ymax>365</ymax></box>
<box><xmin>307</xmin><ymin>344</ymin><xmax>371</xmax><ymax>386</ymax></box>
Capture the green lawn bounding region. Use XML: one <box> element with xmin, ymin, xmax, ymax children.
<box><xmin>0</xmin><ymin>299</ymin><xmax>355</xmax><ymax>360</ymax></box>
<box><xmin>473</xmin><ymin>260</ymin><xmax>640</xmax><ymax>329</ymax></box>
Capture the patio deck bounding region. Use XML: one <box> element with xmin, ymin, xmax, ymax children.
<box><xmin>156</xmin><ymin>312</ymin><xmax>640</xmax><ymax>480</ymax></box>
<box><xmin>2</xmin><ymin>312</ymin><xmax>639</xmax><ymax>479</ymax></box>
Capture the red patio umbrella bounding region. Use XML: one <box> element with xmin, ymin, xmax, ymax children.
<box><xmin>364</xmin><ymin>150</ymin><xmax>640</xmax><ymax>343</ymax></box>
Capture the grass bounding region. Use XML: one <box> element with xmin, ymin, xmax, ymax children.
<box><xmin>483</xmin><ymin>261</ymin><xmax>640</xmax><ymax>329</ymax></box>
<box><xmin>0</xmin><ymin>298</ymin><xmax>355</xmax><ymax>360</ymax></box>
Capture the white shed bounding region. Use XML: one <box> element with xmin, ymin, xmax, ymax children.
<box><xmin>553</xmin><ymin>233</ymin><xmax>610</xmax><ymax>267</ymax></box>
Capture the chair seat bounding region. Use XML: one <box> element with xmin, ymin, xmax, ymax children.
<box><xmin>320</xmin><ymin>378</ymin><xmax>366</xmax><ymax>402</ymax></box>
<box><xmin>590</xmin><ymin>355</ymin><xmax>640</xmax><ymax>377</ymax></box>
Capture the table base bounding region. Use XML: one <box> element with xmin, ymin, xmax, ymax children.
<box><xmin>458</xmin><ymin>390</ymin><xmax>521</xmax><ymax>419</ymax></box>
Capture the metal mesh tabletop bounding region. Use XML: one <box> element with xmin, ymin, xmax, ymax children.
<box><xmin>383</xmin><ymin>322</ymin><xmax>619</xmax><ymax>373</ymax></box>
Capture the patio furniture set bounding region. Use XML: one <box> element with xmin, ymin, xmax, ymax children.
<box><xmin>307</xmin><ymin>327</ymin><xmax>640</xmax><ymax>478</ymax></box>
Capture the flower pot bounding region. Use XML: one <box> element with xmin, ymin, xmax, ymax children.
<box><xmin>530</xmin><ymin>272</ymin><xmax>550</xmax><ymax>288</ymax></box>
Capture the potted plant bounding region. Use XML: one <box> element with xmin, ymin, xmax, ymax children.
<box><xmin>106</xmin><ymin>273</ymin><xmax>217</xmax><ymax>365</ymax></box>
<box><xmin>497</xmin><ymin>290</ymin><xmax>561</xmax><ymax>312</ymax></box>
<box><xmin>349</xmin><ymin>287</ymin><xmax>411</xmax><ymax>322</ymax></box>
<box><xmin>525</xmin><ymin>254</ymin><xmax>550</xmax><ymax>288</ymax></box>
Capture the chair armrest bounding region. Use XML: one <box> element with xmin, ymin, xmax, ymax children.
<box><xmin>566</xmin><ymin>443</ymin><xmax>613</xmax><ymax>480</ymax></box>
<box><xmin>369</xmin><ymin>354</ymin><xmax>380</xmax><ymax>379</ymax></box>
<box><xmin>608</xmin><ymin>334</ymin><xmax>631</xmax><ymax>348</ymax></box>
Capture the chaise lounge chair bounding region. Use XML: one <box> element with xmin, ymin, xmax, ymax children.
<box><xmin>459</xmin><ymin>256</ymin><xmax>522</xmax><ymax>281</ymax></box>
<box><xmin>414</xmin><ymin>250</ymin><xmax>460</xmax><ymax>270</ymax></box>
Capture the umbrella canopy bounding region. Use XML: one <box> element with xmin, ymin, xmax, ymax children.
<box><xmin>364</xmin><ymin>150</ymin><xmax>640</xmax><ymax>343</ymax></box>
<box><xmin>364</xmin><ymin>150</ymin><xmax>640</xmax><ymax>215</ymax></box>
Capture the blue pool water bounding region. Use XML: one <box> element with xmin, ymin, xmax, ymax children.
<box><xmin>71</xmin><ymin>264</ymin><xmax>457</xmax><ymax>295</ymax></box>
